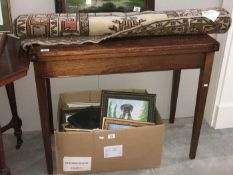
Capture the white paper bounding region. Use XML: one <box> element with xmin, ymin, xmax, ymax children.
<box><xmin>108</xmin><ymin>133</ymin><xmax>116</xmax><ymax>140</ymax></box>
<box><xmin>133</xmin><ymin>6</ymin><xmax>141</xmax><ymax>12</ymax></box>
<box><xmin>63</xmin><ymin>157</ymin><xmax>92</xmax><ymax>172</ymax></box>
<box><xmin>202</xmin><ymin>10</ymin><xmax>220</xmax><ymax>22</ymax></box>
<box><xmin>0</xmin><ymin>1</ymin><xmax>3</xmax><ymax>25</ymax></box>
<box><xmin>104</xmin><ymin>145</ymin><xmax>123</xmax><ymax>158</ymax></box>
<box><xmin>86</xmin><ymin>0</ymin><xmax>92</xmax><ymax>5</ymax></box>
<box><xmin>67</xmin><ymin>102</ymin><xmax>100</xmax><ymax>108</ymax></box>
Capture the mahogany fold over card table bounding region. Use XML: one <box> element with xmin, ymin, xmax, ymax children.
<box><xmin>28</xmin><ymin>34</ymin><xmax>219</xmax><ymax>174</ymax></box>
<box><xmin>0</xmin><ymin>35</ymin><xmax>29</xmax><ymax>175</ymax></box>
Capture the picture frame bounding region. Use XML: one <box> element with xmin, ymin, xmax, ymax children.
<box><xmin>101</xmin><ymin>90</ymin><xmax>156</xmax><ymax>124</ymax></box>
<box><xmin>102</xmin><ymin>117</ymin><xmax>155</xmax><ymax>130</ymax></box>
<box><xmin>0</xmin><ymin>32</ymin><xmax>7</xmax><ymax>53</ymax></box>
<box><xmin>62</xmin><ymin>123</ymin><xmax>92</xmax><ymax>132</ymax></box>
<box><xmin>55</xmin><ymin>0</ymin><xmax>155</xmax><ymax>13</ymax></box>
<box><xmin>0</xmin><ymin>0</ymin><xmax>12</xmax><ymax>33</ymax></box>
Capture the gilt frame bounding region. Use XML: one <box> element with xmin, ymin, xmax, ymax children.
<box><xmin>0</xmin><ymin>0</ymin><xmax>12</xmax><ymax>33</ymax></box>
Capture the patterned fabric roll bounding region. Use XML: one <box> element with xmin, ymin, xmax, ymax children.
<box><xmin>15</xmin><ymin>8</ymin><xmax>231</xmax><ymax>48</ymax></box>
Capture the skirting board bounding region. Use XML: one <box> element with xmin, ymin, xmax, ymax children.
<box><xmin>213</xmin><ymin>103</ymin><xmax>233</xmax><ymax>129</ymax></box>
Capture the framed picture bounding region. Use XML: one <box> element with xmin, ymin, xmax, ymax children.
<box><xmin>102</xmin><ymin>117</ymin><xmax>155</xmax><ymax>130</ymax></box>
<box><xmin>101</xmin><ymin>90</ymin><xmax>156</xmax><ymax>124</ymax></box>
<box><xmin>55</xmin><ymin>0</ymin><xmax>155</xmax><ymax>13</ymax></box>
<box><xmin>62</xmin><ymin>123</ymin><xmax>92</xmax><ymax>132</ymax></box>
<box><xmin>0</xmin><ymin>0</ymin><xmax>12</xmax><ymax>33</ymax></box>
<box><xmin>0</xmin><ymin>32</ymin><xmax>7</xmax><ymax>53</ymax></box>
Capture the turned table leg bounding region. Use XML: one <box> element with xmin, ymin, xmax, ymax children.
<box><xmin>169</xmin><ymin>70</ymin><xmax>181</xmax><ymax>123</ymax></box>
<box><xmin>1</xmin><ymin>83</ymin><xmax>23</xmax><ymax>149</ymax></box>
<box><xmin>0</xmin><ymin>125</ymin><xmax>11</xmax><ymax>175</ymax></box>
<box><xmin>189</xmin><ymin>52</ymin><xmax>214</xmax><ymax>159</ymax></box>
<box><xmin>34</xmin><ymin>64</ymin><xmax>53</xmax><ymax>174</ymax></box>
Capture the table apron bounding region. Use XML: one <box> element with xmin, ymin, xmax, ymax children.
<box><xmin>35</xmin><ymin>53</ymin><xmax>206</xmax><ymax>78</ymax></box>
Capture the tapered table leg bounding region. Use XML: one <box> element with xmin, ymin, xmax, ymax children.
<box><xmin>189</xmin><ymin>52</ymin><xmax>214</xmax><ymax>159</ymax></box>
<box><xmin>45</xmin><ymin>78</ymin><xmax>54</xmax><ymax>134</ymax></box>
<box><xmin>34</xmin><ymin>64</ymin><xmax>53</xmax><ymax>174</ymax></box>
<box><xmin>169</xmin><ymin>70</ymin><xmax>181</xmax><ymax>123</ymax></box>
<box><xmin>0</xmin><ymin>126</ymin><xmax>11</xmax><ymax>175</ymax></box>
<box><xmin>1</xmin><ymin>83</ymin><xmax>23</xmax><ymax>149</ymax></box>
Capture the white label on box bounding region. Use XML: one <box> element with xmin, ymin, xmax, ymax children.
<box><xmin>63</xmin><ymin>157</ymin><xmax>92</xmax><ymax>172</ymax></box>
<box><xmin>86</xmin><ymin>0</ymin><xmax>92</xmax><ymax>5</ymax></box>
<box><xmin>202</xmin><ymin>10</ymin><xmax>220</xmax><ymax>22</ymax></box>
<box><xmin>108</xmin><ymin>133</ymin><xmax>116</xmax><ymax>140</ymax></box>
<box><xmin>104</xmin><ymin>145</ymin><xmax>123</xmax><ymax>158</ymax></box>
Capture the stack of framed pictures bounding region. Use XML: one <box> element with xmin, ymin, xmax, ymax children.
<box><xmin>100</xmin><ymin>90</ymin><xmax>156</xmax><ymax>130</ymax></box>
<box><xmin>60</xmin><ymin>90</ymin><xmax>157</xmax><ymax>132</ymax></box>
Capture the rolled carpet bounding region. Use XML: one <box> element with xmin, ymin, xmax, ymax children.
<box><xmin>15</xmin><ymin>8</ymin><xmax>231</xmax><ymax>48</ymax></box>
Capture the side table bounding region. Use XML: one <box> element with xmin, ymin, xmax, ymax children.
<box><xmin>0</xmin><ymin>34</ymin><xmax>29</xmax><ymax>174</ymax></box>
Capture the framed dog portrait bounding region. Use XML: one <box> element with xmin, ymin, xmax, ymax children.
<box><xmin>0</xmin><ymin>0</ymin><xmax>12</xmax><ymax>33</ymax></box>
<box><xmin>101</xmin><ymin>90</ymin><xmax>156</xmax><ymax>124</ymax></box>
<box><xmin>55</xmin><ymin>0</ymin><xmax>155</xmax><ymax>13</ymax></box>
<box><xmin>102</xmin><ymin>117</ymin><xmax>155</xmax><ymax>130</ymax></box>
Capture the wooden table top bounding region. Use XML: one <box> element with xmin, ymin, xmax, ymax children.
<box><xmin>0</xmin><ymin>35</ymin><xmax>29</xmax><ymax>86</ymax></box>
<box><xmin>29</xmin><ymin>34</ymin><xmax>219</xmax><ymax>62</ymax></box>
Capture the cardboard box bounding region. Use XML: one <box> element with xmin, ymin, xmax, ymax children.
<box><xmin>56</xmin><ymin>90</ymin><xmax>164</xmax><ymax>174</ymax></box>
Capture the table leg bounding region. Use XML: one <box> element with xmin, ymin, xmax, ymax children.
<box><xmin>34</xmin><ymin>64</ymin><xmax>53</xmax><ymax>174</ymax></box>
<box><xmin>189</xmin><ymin>52</ymin><xmax>214</xmax><ymax>159</ymax></box>
<box><xmin>1</xmin><ymin>83</ymin><xmax>23</xmax><ymax>149</ymax></box>
<box><xmin>0</xmin><ymin>125</ymin><xmax>11</xmax><ymax>175</ymax></box>
<box><xmin>169</xmin><ymin>70</ymin><xmax>181</xmax><ymax>123</ymax></box>
<box><xmin>45</xmin><ymin>78</ymin><xmax>54</xmax><ymax>134</ymax></box>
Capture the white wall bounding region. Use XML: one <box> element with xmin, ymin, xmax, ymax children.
<box><xmin>0</xmin><ymin>0</ymin><xmax>222</xmax><ymax>131</ymax></box>
<box><xmin>155</xmin><ymin>0</ymin><xmax>222</xmax><ymax>10</ymax></box>
<box><xmin>205</xmin><ymin>0</ymin><xmax>233</xmax><ymax>129</ymax></box>
<box><xmin>0</xmin><ymin>0</ymin><xmax>56</xmax><ymax>132</ymax></box>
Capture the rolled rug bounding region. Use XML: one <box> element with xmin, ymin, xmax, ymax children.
<box><xmin>15</xmin><ymin>8</ymin><xmax>231</xmax><ymax>48</ymax></box>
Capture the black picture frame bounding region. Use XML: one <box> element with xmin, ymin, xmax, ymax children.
<box><xmin>101</xmin><ymin>90</ymin><xmax>156</xmax><ymax>125</ymax></box>
<box><xmin>55</xmin><ymin>0</ymin><xmax>155</xmax><ymax>13</ymax></box>
<box><xmin>0</xmin><ymin>32</ymin><xmax>7</xmax><ymax>54</ymax></box>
